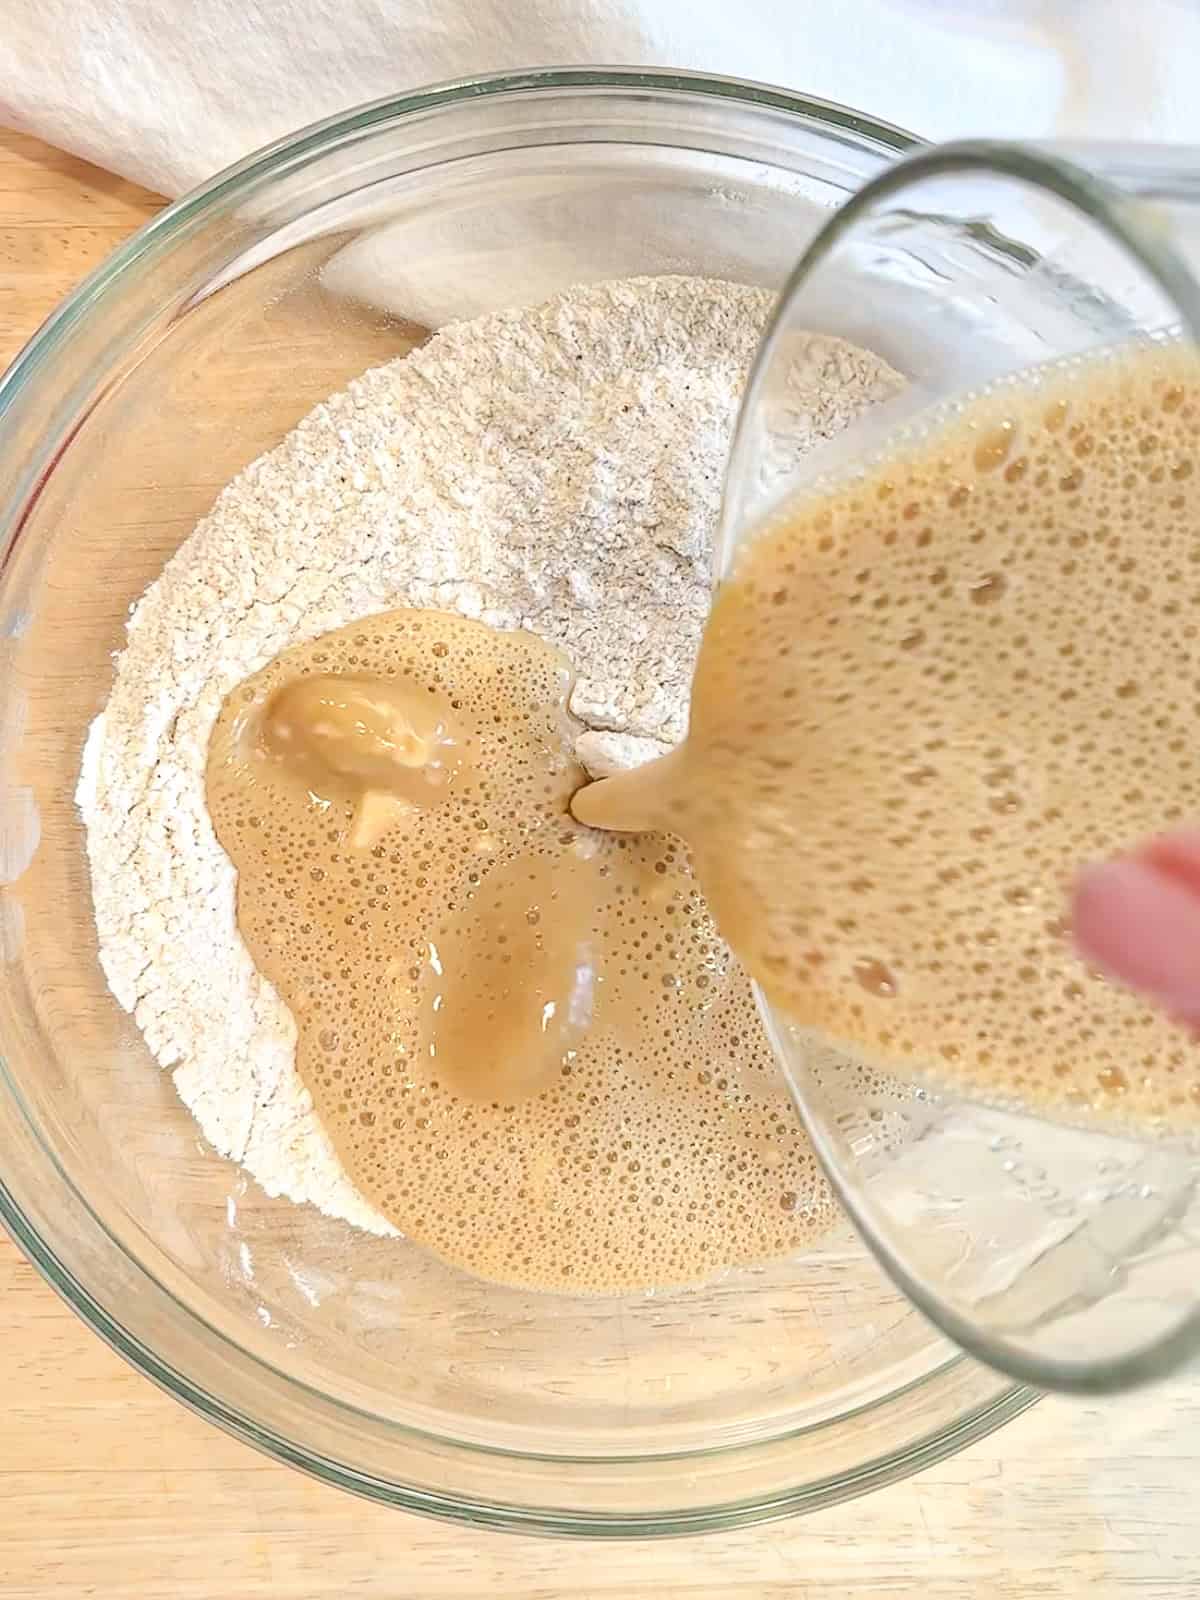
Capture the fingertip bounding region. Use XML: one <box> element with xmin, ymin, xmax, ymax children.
<box><xmin>1072</xmin><ymin>855</ymin><xmax>1200</xmax><ymax>1023</ymax></box>
<box><xmin>1144</xmin><ymin>829</ymin><xmax>1200</xmax><ymax>895</ymax></box>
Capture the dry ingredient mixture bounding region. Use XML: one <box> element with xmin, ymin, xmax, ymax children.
<box><xmin>77</xmin><ymin>275</ymin><xmax>900</xmax><ymax>1241</ymax></box>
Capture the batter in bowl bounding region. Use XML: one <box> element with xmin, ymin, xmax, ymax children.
<box><xmin>206</xmin><ymin>608</ymin><xmax>837</xmax><ymax>1291</ymax></box>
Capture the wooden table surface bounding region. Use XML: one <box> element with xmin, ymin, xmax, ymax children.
<box><xmin>1</xmin><ymin>125</ymin><xmax>1198</xmax><ymax>1600</ymax></box>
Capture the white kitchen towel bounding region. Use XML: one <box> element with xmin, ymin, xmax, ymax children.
<box><xmin>2</xmin><ymin>0</ymin><xmax>1200</xmax><ymax>200</ymax></box>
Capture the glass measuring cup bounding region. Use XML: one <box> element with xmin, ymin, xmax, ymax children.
<box><xmin>720</xmin><ymin>140</ymin><xmax>1200</xmax><ymax>1394</ymax></box>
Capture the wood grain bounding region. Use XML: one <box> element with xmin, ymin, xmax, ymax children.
<box><xmin>0</xmin><ymin>124</ymin><xmax>1198</xmax><ymax>1599</ymax></box>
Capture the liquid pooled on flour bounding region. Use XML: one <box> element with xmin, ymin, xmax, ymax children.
<box><xmin>206</xmin><ymin>609</ymin><xmax>836</xmax><ymax>1292</ymax></box>
<box><xmin>574</xmin><ymin>340</ymin><xmax>1200</xmax><ymax>1133</ymax></box>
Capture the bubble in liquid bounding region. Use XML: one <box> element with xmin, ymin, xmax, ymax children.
<box><xmin>853</xmin><ymin>958</ymin><xmax>898</xmax><ymax>998</ymax></box>
<box><xmin>968</xmin><ymin>573</ymin><xmax>1008</xmax><ymax>606</ymax></box>
<box><xmin>973</xmin><ymin>422</ymin><xmax>1016</xmax><ymax>473</ymax></box>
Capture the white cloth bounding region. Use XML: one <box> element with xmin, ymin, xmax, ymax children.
<box><xmin>2</xmin><ymin>0</ymin><xmax>1200</xmax><ymax>200</ymax></box>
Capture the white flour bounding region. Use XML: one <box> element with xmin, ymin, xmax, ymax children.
<box><xmin>76</xmin><ymin>275</ymin><xmax>900</xmax><ymax>1232</ymax></box>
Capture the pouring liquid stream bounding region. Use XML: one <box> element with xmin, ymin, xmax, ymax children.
<box><xmin>574</xmin><ymin>337</ymin><xmax>1200</xmax><ymax>1138</ymax></box>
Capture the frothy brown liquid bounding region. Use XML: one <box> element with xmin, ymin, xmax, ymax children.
<box><xmin>574</xmin><ymin>342</ymin><xmax>1200</xmax><ymax>1132</ymax></box>
<box><xmin>207</xmin><ymin>610</ymin><xmax>834</xmax><ymax>1291</ymax></box>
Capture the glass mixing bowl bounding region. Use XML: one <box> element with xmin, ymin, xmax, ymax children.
<box><xmin>0</xmin><ymin>68</ymin><xmax>1033</xmax><ymax>1535</ymax></box>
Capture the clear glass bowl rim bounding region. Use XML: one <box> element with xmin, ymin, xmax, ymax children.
<box><xmin>0</xmin><ymin>65</ymin><xmax>1037</xmax><ymax>1535</ymax></box>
